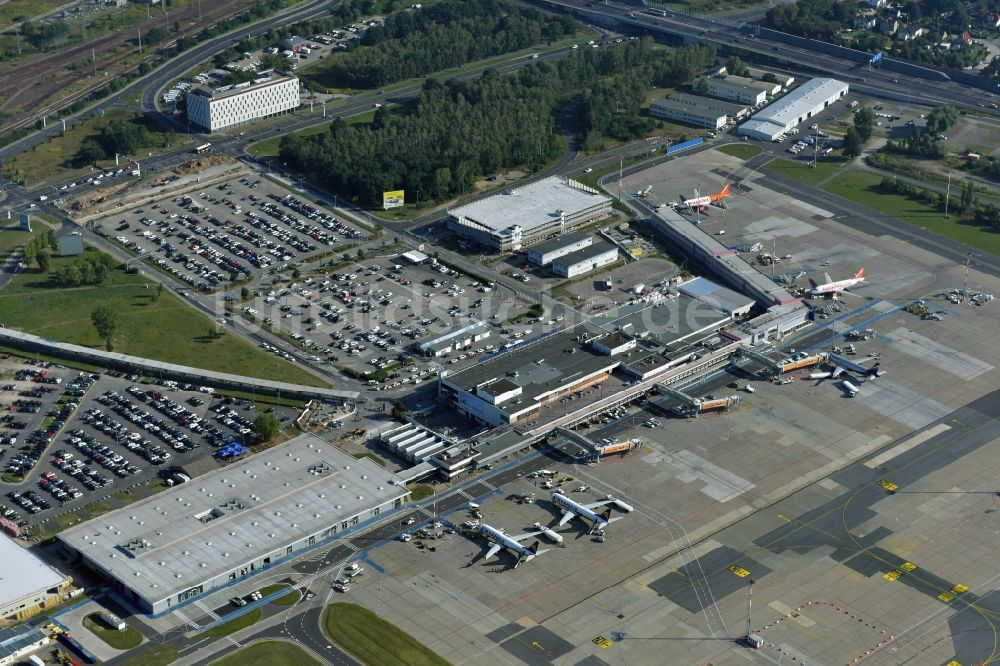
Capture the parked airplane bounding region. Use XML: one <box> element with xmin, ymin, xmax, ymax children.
<box><xmin>810</xmin><ymin>268</ymin><xmax>866</xmax><ymax>297</ymax></box>
<box><xmin>829</xmin><ymin>353</ymin><xmax>884</xmax><ymax>379</ymax></box>
<box><xmin>673</xmin><ymin>183</ymin><xmax>732</xmax><ymax>212</ymax></box>
<box><xmin>551</xmin><ymin>492</ymin><xmax>631</xmax><ymax>534</ymax></box>
<box><xmin>476</xmin><ymin>523</ymin><xmax>550</xmax><ymax>568</ymax></box>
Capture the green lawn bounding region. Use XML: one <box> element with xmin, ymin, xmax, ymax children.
<box><xmin>260</xmin><ymin>583</ymin><xmax>300</xmax><ymax>606</ymax></box>
<box><xmin>82</xmin><ymin>613</ymin><xmax>144</xmax><ymax>650</ymax></box>
<box><xmin>0</xmin><ymin>221</ymin><xmax>31</xmax><ymax>261</ymax></box>
<box><xmin>210</xmin><ymin>640</ymin><xmax>322</xmax><ymax>666</ymax></box>
<box><xmin>322</xmin><ymin>603</ymin><xmax>452</xmax><ymax>666</ymax></box>
<box><xmin>119</xmin><ymin>645</ymin><xmax>178</xmax><ymax>666</ymax></box>
<box><xmin>248</xmin><ymin>122</ymin><xmax>332</xmax><ymax>158</ymax></box>
<box><xmin>715</xmin><ymin>143</ymin><xmax>762</xmax><ymax>159</ymax></box>
<box><xmin>0</xmin><ymin>251</ymin><xmax>326</xmax><ymax>386</ymax></box>
<box><xmin>203</xmin><ymin>608</ymin><xmax>263</xmax><ymax>637</ymax></box>
<box><xmin>354</xmin><ymin>451</ymin><xmax>387</xmax><ymax>467</ymax></box>
<box><xmin>765</xmin><ymin>157</ymin><xmax>845</xmax><ymax>187</ymax></box>
<box><xmin>823</xmin><ymin>170</ymin><xmax>1000</xmax><ymax>257</ymax></box>
<box><xmin>2</xmin><ymin>108</ymin><xmax>193</xmax><ymax>188</ymax></box>
<box><xmin>408</xmin><ymin>483</ymin><xmax>435</xmax><ymax>502</ymax></box>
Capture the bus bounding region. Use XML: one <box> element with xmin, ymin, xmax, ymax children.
<box><xmin>194</xmin><ymin>143</ymin><xmax>212</xmax><ymax>154</ymax></box>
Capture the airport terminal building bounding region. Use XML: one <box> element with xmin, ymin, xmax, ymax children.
<box><xmin>447</xmin><ymin>177</ymin><xmax>612</xmax><ymax>253</ymax></box>
<box><xmin>58</xmin><ymin>435</ymin><xmax>408</xmax><ymax>615</ymax></box>
<box><xmin>738</xmin><ymin>78</ymin><xmax>849</xmax><ymax>141</ymax></box>
<box><xmin>187</xmin><ymin>72</ymin><xmax>300</xmax><ymax>133</ymax></box>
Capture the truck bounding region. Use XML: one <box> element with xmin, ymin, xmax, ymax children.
<box><xmin>99</xmin><ymin>609</ymin><xmax>127</xmax><ymax>630</ymax></box>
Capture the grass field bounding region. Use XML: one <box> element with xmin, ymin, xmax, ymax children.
<box><xmin>119</xmin><ymin>645</ymin><xmax>178</xmax><ymax>666</ymax></box>
<box><xmin>0</xmin><ymin>251</ymin><xmax>325</xmax><ymax>385</ymax></box>
<box><xmin>715</xmin><ymin>143</ymin><xmax>762</xmax><ymax>159</ymax></box>
<box><xmin>354</xmin><ymin>451</ymin><xmax>387</xmax><ymax>467</ymax></box>
<box><xmin>322</xmin><ymin>603</ymin><xmax>452</xmax><ymax>666</ymax></box>
<box><xmin>83</xmin><ymin>613</ymin><xmax>144</xmax><ymax>650</ymax></box>
<box><xmin>0</xmin><ymin>221</ymin><xmax>32</xmax><ymax>261</ymax></box>
<box><xmin>765</xmin><ymin>157</ymin><xmax>846</xmax><ymax>187</ymax></box>
<box><xmin>211</xmin><ymin>640</ymin><xmax>322</xmax><ymax>666</ymax></box>
<box><xmin>260</xmin><ymin>583</ymin><xmax>300</xmax><ymax>606</ymax></box>
<box><xmin>2</xmin><ymin>108</ymin><xmax>193</xmax><ymax>187</ymax></box>
<box><xmin>408</xmin><ymin>483</ymin><xmax>434</xmax><ymax>502</ymax></box>
<box><xmin>823</xmin><ymin>170</ymin><xmax>1000</xmax><ymax>256</ymax></box>
<box><xmin>203</xmin><ymin>608</ymin><xmax>263</xmax><ymax>637</ymax></box>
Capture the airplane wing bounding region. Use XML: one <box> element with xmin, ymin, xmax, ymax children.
<box><xmin>831</xmin><ymin>366</ymin><xmax>845</xmax><ymax>378</ymax></box>
<box><xmin>506</xmin><ymin>531</ymin><xmax>542</xmax><ymax>542</ymax></box>
<box><xmin>485</xmin><ymin>543</ymin><xmax>502</xmax><ymax>560</ymax></box>
<box><xmin>557</xmin><ymin>511</ymin><xmax>575</xmax><ymax>527</ymax></box>
<box><xmin>582</xmin><ymin>499</ymin><xmax>616</xmax><ymax>511</ymax></box>
<box><xmin>824</xmin><ymin>272</ymin><xmax>833</xmax><ymax>284</ymax></box>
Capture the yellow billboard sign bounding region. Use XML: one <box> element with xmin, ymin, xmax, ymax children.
<box><xmin>383</xmin><ymin>190</ymin><xmax>405</xmax><ymax>210</ymax></box>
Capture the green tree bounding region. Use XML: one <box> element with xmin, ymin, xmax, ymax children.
<box><xmin>694</xmin><ymin>77</ymin><xmax>709</xmax><ymax>95</ymax></box>
<box><xmin>925</xmin><ymin>105</ymin><xmax>959</xmax><ymax>135</ymax></box>
<box><xmin>36</xmin><ymin>248</ymin><xmax>51</xmax><ymax>273</ymax></box>
<box><xmin>240</xmin><ymin>286</ymin><xmax>251</xmax><ymax>301</ymax></box>
<box><xmin>90</xmin><ymin>304</ymin><xmax>121</xmax><ymax>351</ymax></box>
<box><xmin>761</xmin><ymin>72</ymin><xmax>779</xmax><ymax>83</ymax></box>
<box><xmin>253</xmin><ymin>411</ymin><xmax>281</xmax><ymax>441</ymax></box>
<box><xmin>22</xmin><ymin>239</ymin><xmax>37</xmax><ymax>268</ymax></box>
<box><xmin>725</xmin><ymin>56</ymin><xmax>750</xmax><ymax>77</ymax></box>
<box><xmin>78</xmin><ymin>139</ymin><xmax>107</xmax><ymax>166</ymax></box>
<box><xmin>853</xmin><ymin>107</ymin><xmax>876</xmax><ymax>143</ymax></box>
<box><xmin>356</xmin><ymin>248</ymin><xmax>365</xmax><ymax>259</ymax></box>
<box><xmin>959</xmin><ymin>177</ymin><xmax>975</xmax><ymax>214</ymax></box>
<box><xmin>842</xmin><ymin>127</ymin><xmax>863</xmax><ymax>159</ymax></box>
<box><xmin>391</xmin><ymin>400</ymin><xmax>408</xmax><ymax>421</ymax></box>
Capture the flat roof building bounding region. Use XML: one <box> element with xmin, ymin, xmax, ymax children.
<box><xmin>187</xmin><ymin>72</ymin><xmax>299</xmax><ymax>133</ymax></box>
<box><xmin>527</xmin><ymin>232</ymin><xmax>592</xmax><ymax>266</ymax></box>
<box><xmin>649</xmin><ymin>92</ymin><xmax>749</xmax><ymax>129</ymax></box>
<box><xmin>694</xmin><ymin>74</ymin><xmax>773</xmax><ymax>106</ymax></box>
<box><xmin>0</xmin><ymin>533</ymin><xmax>72</xmax><ymax>622</ymax></box>
<box><xmin>746</xmin><ymin>67</ymin><xmax>794</xmax><ymax>89</ymax></box>
<box><xmin>58</xmin><ymin>434</ymin><xmax>408</xmax><ymax>615</ymax></box>
<box><xmin>738</xmin><ymin>78</ymin><xmax>849</xmax><ymax>142</ymax></box>
<box><xmin>447</xmin><ymin>177</ymin><xmax>612</xmax><ymax>253</ymax></box>
<box><xmin>0</xmin><ymin>625</ymin><xmax>50</xmax><ymax>666</ymax></box>
<box><xmin>414</xmin><ymin>320</ymin><xmax>491</xmax><ymax>357</ymax></box>
<box><xmin>677</xmin><ymin>277</ymin><xmax>755</xmax><ymax>318</ymax></box>
<box><xmin>552</xmin><ymin>241</ymin><xmax>619</xmax><ymax>278</ymax></box>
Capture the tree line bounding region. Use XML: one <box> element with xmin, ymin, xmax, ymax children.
<box><xmin>279</xmin><ymin>40</ymin><xmax>716</xmax><ymax>206</ymax></box>
<box><xmin>309</xmin><ymin>0</ymin><xmax>578</xmax><ymax>89</ymax></box>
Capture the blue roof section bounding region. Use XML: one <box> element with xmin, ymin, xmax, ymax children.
<box><xmin>0</xmin><ymin>624</ymin><xmax>47</xmax><ymax>660</ymax></box>
<box><xmin>678</xmin><ymin>276</ymin><xmax>722</xmax><ymax>298</ymax></box>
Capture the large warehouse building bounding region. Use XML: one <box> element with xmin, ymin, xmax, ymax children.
<box><xmin>551</xmin><ymin>241</ymin><xmax>619</xmax><ymax>278</ymax></box>
<box><xmin>528</xmin><ymin>231</ymin><xmax>592</xmax><ymax>266</ymax></box>
<box><xmin>693</xmin><ymin>74</ymin><xmax>773</xmax><ymax>106</ymax></box>
<box><xmin>58</xmin><ymin>435</ymin><xmax>408</xmax><ymax>615</ymax></box>
<box><xmin>649</xmin><ymin>92</ymin><xmax>749</xmax><ymax>129</ymax></box>
<box><xmin>0</xmin><ymin>533</ymin><xmax>72</xmax><ymax>622</ymax></box>
<box><xmin>187</xmin><ymin>72</ymin><xmax>300</xmax><ymax>132</ymax></box>
<box><xmin>738</xmin><ymin>78</ymin><xmax>850</xmax><ymax>141</ymax></box>
<box><xmin>447</xmin><ymin>177</ymin><xmax>612</xmax><ymax>253</ymax></box>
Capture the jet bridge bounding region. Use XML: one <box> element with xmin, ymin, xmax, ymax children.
<box><xmin>736</xmin><ymin>346</ymin><xmax>784</xmax><ymax>377</ymax></box>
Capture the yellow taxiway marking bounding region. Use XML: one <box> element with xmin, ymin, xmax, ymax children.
<box><xmin>900</xmin><ymin>561</ymin><xmax>917</xmax><ymax>572</ymax></box>
<box><xmin>593</xmin><ymin>636</ymin><xmax>614</xmax><ymax>649</ymax></box>
<box><xmin>952</xmin><ymin>583</ymin><xmax>969</xmax><ymax>594</ymax></box>
<box><xmin>883</xmin><ymin>570</ymin><xmax>902</xmax><ymax>582</ymax></box>
<box><xmin>728</xmin><ymin>564</ymin><xmax>751</xmax><ymax>578</ymax></box>
<box><xmin>877</xmin><ymin>479</ymin><xmax>898</xmax><ymax>492</ymax></box>
<box><xmin>938</xmin><ymin>592</ymin><xmax>955</xmax><ymax>603</ymax></box>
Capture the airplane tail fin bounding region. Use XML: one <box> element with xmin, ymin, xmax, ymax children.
<box><xmin>529</xmin><ymin>540</ymin><xmax>540</xmax><ymax>554</ymax></box>
<box><xmin>865</xmin><ymin>363</ymin><xmax>880</xmax><ymax>377</ymax></box>
<box><xmin>719</xmin><ymin>183</ymin><xmax>731</xmax><ymax>197</ymax></box>
<box><xmin>854</xmin><ymin>267</ymin><xmax>865</xmax><ymax>279</ymax></box>
<box><xmin>600</xmin><ymin>508</ymin><xmax>613</xmax><ymax>522</ymax></box>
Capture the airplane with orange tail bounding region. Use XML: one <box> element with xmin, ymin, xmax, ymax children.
<box><xmin>810</xmin><ymin>267</ymin><xmax>866</xmax><ymax>297</ymax></box>
<box><xmin>673</xmin><ymin>183</ymin><xmax>732</xmax><ymax>212</ymax></box>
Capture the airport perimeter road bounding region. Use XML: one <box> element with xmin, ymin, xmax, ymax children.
<box><xmin>536</xmin><ymin>0</ymin><xmax>999</xmax><ymax>110</ymax></box>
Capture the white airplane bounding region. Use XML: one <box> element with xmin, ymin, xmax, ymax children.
<box><xmin>551</xmin><ymin>492</ymin><xmax>632</xmax><ymax>534</ymax></box>
<box><xmin>476</xmin><ymin>523</ymin><xmax>550</xmax><ymax>568</ymax></box>
<box><xmin>810</xmin><ymin>267</ymin><xmax>866</xmax><ymax>297</ymax></box>
<box><xmin>829</xmin><ymin>353</ymin><xmax>884</xmax><ymax>379</ymax></box>
<box><xmin>673</xmin><ymin>183</ymin><xmax>732</xmax><ymax>212</ymax></box>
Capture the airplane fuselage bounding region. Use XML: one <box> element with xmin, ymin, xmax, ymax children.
<box><xmin>552</xmin><ymin>492</ymin><xmax>606</xmax><ymax>527</ymax></box>
<box><xmin>478</xmin><ymin>524</ymin><xmax>535</xmax><ymax>559</ymax></box>
<box><xmin>811</xmin><ymin>277</ymin><xmax>864</xmax><ymax>295</ymax></box>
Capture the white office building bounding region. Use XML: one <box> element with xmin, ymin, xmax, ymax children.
<box><xmin>694</xmin><ymin>75</ymin><xmax>772</xmax><ymax>106</ymax></box>
<box><xmin>187</xmin><ymin>72</ymin><xmax>300</xmax><ymax>133</ymax></box>
<box><xmin>0</xmin><ymin>533</ymin><xmax>72</xmax><ymax>622</ymax></box>
<box><xmin>552</xmin><ymin>241</ymin><xmax>619</xmax><ymax>278</ymax></box>
<box><xmin>650</xmin><ymin>92</ymin><xmax>749</xmax><ymax>129</ymax></box>
<box><xmin>738</xmin><ymin>78</ymin><xmax>850</xmax><ymax>142</ymax></box>
<box><xmin>447</xmin><ymin>177</ymin><xmax>612</xmax><ymax>253</ymax></box>
<box><xmin>58</xmin><ymin>434</ymin><xmax>408</xmax><ymax>615</ymax></box>
<box><xmin>527</xmin><ymin>231</ymin><xmax>593</xmax><ymax>266</ymax></box>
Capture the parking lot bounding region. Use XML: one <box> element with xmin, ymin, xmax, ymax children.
<box><xmin>0</xmin><ymin>357</ymin><xmax>300</xmax><ymax>535</ymax></box>
<box><xmin>244</xmin><ymin>253</ymin><xmax>546</xmax><ymax>384</ymax></box>
<box><xmin>102</xmin><ymin>174</ymin><xmax>370</xmax><ymax>293</ymax></box>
